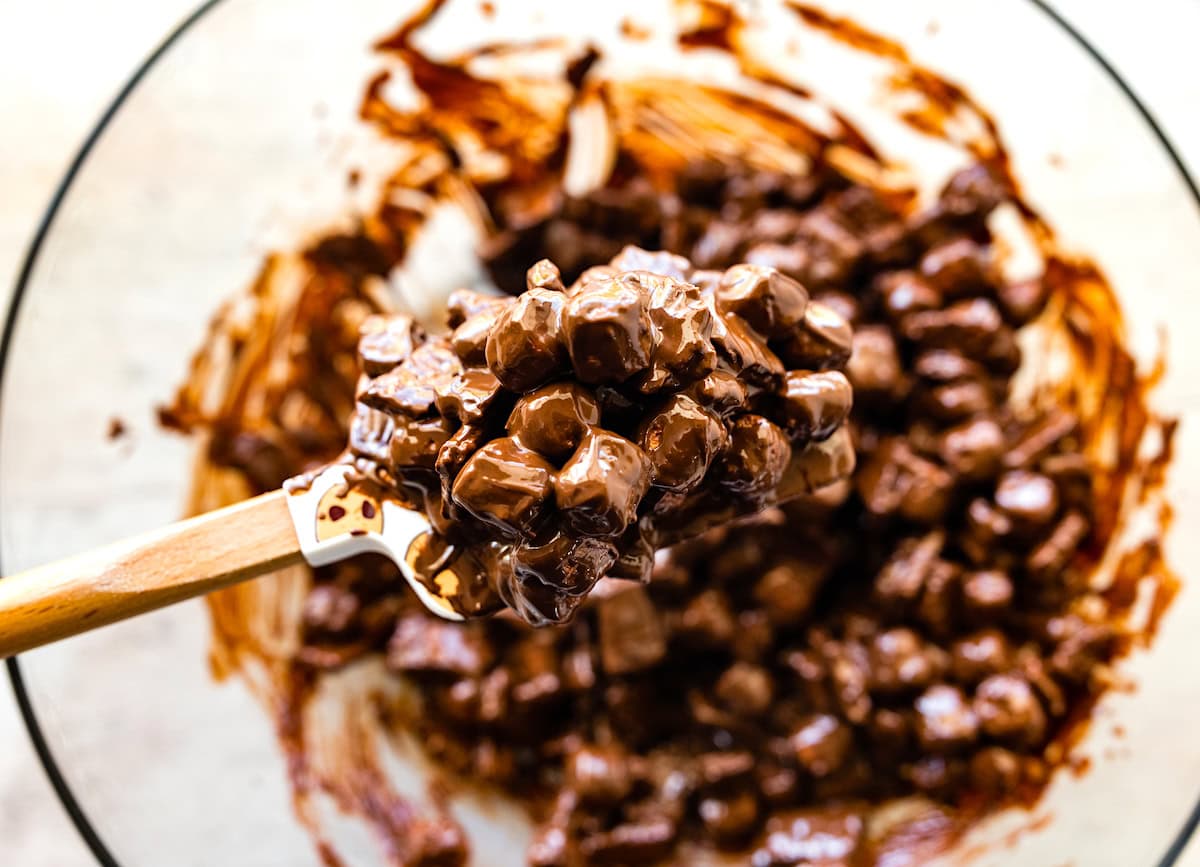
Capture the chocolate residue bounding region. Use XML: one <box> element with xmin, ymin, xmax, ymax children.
<box><xmin>162</xmin><ymin>2</ymin><xmax>1178</xmax><ymax>865</ymax></box>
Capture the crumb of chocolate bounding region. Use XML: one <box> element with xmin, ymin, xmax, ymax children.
<box><xmin>106</xmin><ymin>417</ymin><xmax>128</xmax><ymax>441</ymax></box>
<box><xmin>620</xmin><ymin>17</ymin><xmax>652</xmax><ymax>40</ymax></box>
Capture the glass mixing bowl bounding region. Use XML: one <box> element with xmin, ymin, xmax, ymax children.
<box><xmin>4</xmin><ymin>1</ymin><xmax>1200</xmax><ymax>865</ymax></box>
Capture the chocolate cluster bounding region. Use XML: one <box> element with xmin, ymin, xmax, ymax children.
<box><xmin>350</xmin><ymin>248</ymin><xmax>854</xmax><ymax>625</ymax></box>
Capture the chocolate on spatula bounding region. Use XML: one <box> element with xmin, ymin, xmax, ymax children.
<box><xmin>350</xmin><ymin>246</ymin><xmax>855</xmax><ymax>625</ymax></box>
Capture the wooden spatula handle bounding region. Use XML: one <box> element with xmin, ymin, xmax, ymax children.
<box><xmin>0</xmin><ymin>490</ymin><xmax>303</xmax><ymax>658</ymax></box>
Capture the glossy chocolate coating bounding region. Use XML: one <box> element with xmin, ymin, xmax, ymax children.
<box><xmin>349</xmin><ymin>250</ymin><xmax>853</xmax><ymax>624</ymax></box>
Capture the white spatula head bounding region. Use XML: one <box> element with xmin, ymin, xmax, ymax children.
<box><xmin>285</xmin><ymin>463</ymin><xmax>464</xmax><ymax>621</ymax></box>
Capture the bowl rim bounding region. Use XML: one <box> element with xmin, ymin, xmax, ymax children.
<box><xmin>3</xmin><ymin>1</ymin><xmax>1199</xmax><ymax>865</ymax></box>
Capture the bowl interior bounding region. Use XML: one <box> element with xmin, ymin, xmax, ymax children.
<box><xmin>4</xmin><ymin>1</ymin><xmax>1200</xmax><ymax>865</ymax></box>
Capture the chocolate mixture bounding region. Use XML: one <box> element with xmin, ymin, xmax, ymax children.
<box><xmin>348</xmin><ymin>251</ymin><xmax>853</xmax><ymax>624</ymax></box>
<box><xmin>163</xmin><ymin>2</ymin><xmax>1178</xmax><ymax>865</ymax></box>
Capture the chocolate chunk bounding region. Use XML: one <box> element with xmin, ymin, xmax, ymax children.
<box><xmin>919</xmin><ymin>238</ymin><xmax>991</xmax><ymax>298</ymax></box>
<box><xmin>526</xmin><ymin>258</ymin><xmax>566</xmax><ymax>293</ymax></box>
<box><xmin>789</xmin><ymin>714</ymin><xmax>852</xmax><ymax>777</ymax></box>
<box><xmin>846</xmin><ymin>326</ymin><xmax>903</xmax><ymax>399</ymax></box>
<box><xmin>914</xmin><ymin>349</ymin><xmax>986</xmax><ymax>383</ymax></box>
<box><xmin>716</xmin><ymin>263</ymin><xmax>809</xmax><ymax>338</ymax></box>
<box><xmin>921</xmin><ymin>379</ymin><xmax>994</xmax><ymax>422</ymax></box>
<box><xmin>918</xmin><ymin>560</ymin><xmax>962</xmax><ymax>638</ymax></box>
<box><xmin>434</xmin><ymin>367</ymin><xmax>502</xmax><ymax>424</ymax></box>
<box><xmin>486</xmin><ymin>289</ymin><xmax>569</xmax><ymax>392</ymax></box>
<box><xmin>358</xmin><ymin>313</ymin><xmax>421</xmax><ymax>376</ymax></box>
<box><xmin>577</xmin><ymin>817</ymin><xmax>676</xmax><ymax>865</ymax></box>
<box><xmin>902</xmin><ymin>755</ymin><xmax>966</xmax><ymax>797</ymax></box>
<box><xmin>677</xmin><ymin>589</ymin><xmax>738</xmax><ymax>647</ymax></box>
<box><xmin>872</xmin><ymin>531</ymin><xmax>945</xmax><ymax>604</ymax></box>
<box><xmin>951</xmin><ymin>629</ymin><xmax>1011</xmax><ymax>684</ymax></box>
<box><xmin>451</xmin><ymin>437</ymin><xmax>556</xmax><ymax>535</ymax></box>
<box><xmin>876</xmin><ymin>271</ymin><xmax>941</xmax><ymax>320</ymax></box>
<box><xmin>692</xmin><ymin>219</ymin><xmax>746</xmax><ymax>269</ymax></box>
<box><xmin>962</xmin><ymin>570</ymin><xmax>1014</xmax><ymax>620</ymax></box>
<box><xmin>715</xmin><ymin>662</ymin><xmax>774</xmax><ymax>716</ymax></box>
<box><xmin>410</xmin><ymin>816</ymin><xmax>469</xmax><ymax>867</ymax></box>
<box><xmin>451</xmin><ymin>312</ymin><xmax>498</xmax><ymax>365</ymax></box>
<box><xmin>777</xmin><ymin>301</ymin><xmax>853</xmax><ymax>371</ymax></box>
<box><xmin>902</xmin><ymin>298</ymin><xmax>1004</xmax><ymax>356</ymax></box>
<box><xmin>684</xmin><ymin>369</ymin><xmax>750</xmax><ymax>418</ymax></box>
<box><xmin>998</xmin><ymin>277</ymin><xmax>1050</xmax><ymax>325</ymax></box>
<box><xmin>973</xmin><ymin>674</ymin><xmax>1047</xmax><ymax>747</ymax></box>
<box><xmin>914</xmin><ymin>684</ymin><xmax>978</xmax><ymax>752</ymax></box>
<box><xmin>699</xmin><ymin>790</ymin><xmax>760</xmax><ymax>846</ymax></box>
<box><xmin>447</xmin><ymin>288</ymin><xmax>510</xmax><ymax>327</ymax></box>
<box><xmin>939</xmin><ymin>417</ymin><xmax>1004</xmax><ymax>479</ymax></box>
<box><xmin>984</xmin><ymin>326</ymin><xmax>1021</xmax><ymax>374</ymax></box>
<box><xmin>752</xmin><ymin>809</ymin><xmax>864</xmax><ymax>867</ymax></box>
<box><xmin>812</xmin><ymin>290</ymin><xmax>859</xmax><ymax>326</ymax></box>
<box><xmin>507</xmin><ymin>382</ymin><xmax>601</xmax><ymax>460</ymax></box>
<box><xmin>571</xmin><ymin>264</ymin><xmax>620</xmax><ymax>291</ymax></box>
<box><xmin>938</xmin><ymin>163</ymin><xmax>1010</xmax><ymax>219</ymax></box>
<box><xmin>719</xmin><ymin>415</ymin><xmax>792</xmax><ymax>498</ymax></box>
<box><xmin>386</xmin><ymin>616</ymin><xmax>491</xmax><ymax>676</ymax></box>
<box><xmin>1050</xmin><ymin>621</ymin><xmax>1115</xmax><ymax>683</ymax></box>
<box><xmin>608</xmin><ymin>524</ymin><xmax>655</xmax><ymax>583</ymax></box>
<box><xmin>969</xmin><ymin>747</ymin><xmax>1022</xmax><ymax>798</ymax></box>
<box><xmin>856</xmin><ymin>439</ymin><xmax>954</xmax><ymax>524</ymax></box>
<box><xmin>391</xmin><ymin>414</ymin><xmax>455</xmax><ymax>470</ymax></box>
<box><xmin>640</xmin><ymin>273</ymin><xmax>717</xmax><ymax>390</ymax></box>
<box><xmin>960</xmin><ymin>497</ymin><xmax>1014</xmax><ymax>565</ymax></box>
<box><xmin>527</xmin><ymin>826</ymin><xmax>568</xmax><ymax>867</ymax></box>
<box><xmin>752</xmin><ymin>558</ymin><xmax>825</xmax><ymax>626</ymax></box>
<box><xmin>567</xmin><ymin>744</ymin><xmax>633</xmax><ymax>806</ymax></box>
<box><xmin>511</xmin><ymin>531</ymin><xmax>618</xmax><ymax>595</ymax></box>
<box><xmin>697</xmin><ymin>751</ymin><xmax>756</xmax><ymax>788</ymax></box>
<box><xmin>555</xmin><ymin>429</ymin><xmax>652</xmax><ymax>536</ymax></box>
<box><xmin>995</xmin><ymin>470</ymin><xmax>1059</xmax><ymax>529</ymax></box>
<box><xmin>732</xmin><ymin>609</ymin><xmax>776</xmax><ymax>664</ymax></box>
<box><xmin>870</xmin><ymin>628</ymin><xmax>944</xmax><ymax>694</ymax></box>
<box><xmin>777</xmin><ymin>370</ymin><xmax>853</xmax><ymax>442</ymax></box>
<box><xmin>746</xmin><ymin>211</ymin><xmax>860</xmax><ymax>290</ymax></box>
<box><xmin>348</xmin><ymin>405</ymin><xmax>395</xmax><ymax>464</ymax></box>
<box><xmin>302</xmin><ymin>584</ymin><xmax>361</xmax><ymax>640</ymax></box>
<box><xmin>637</xmin><ymin>395</ymin><xmax>728</xmax><ymax>492</ymax></box>
<box><xmin>610</xmin><ymin>245</ymin><xmax>692</xmax><ymax>280</ymax></box>
<box><xmin>597</xmin><ymin>585</ymin><xmax>666</xmax><ymax>674</ymax></box>
<box><xmin>826</xmin><ymin>645</ymin><xmax>872</xmax><ymax>725</ymax></box>
<box><xmin>711</xmin><ymin>312</ymin><xmax>786</xmax><ymax>387</ymax></box>
<box><xmin>1003</xmin><ymin>410</ymin><xmax>1078</xmax><ymax>469</ymax></box>
<box><xmin>363</xmin><ymin>342</ymin><xmax>463</xmax><ymax>417</ymax></box>
<box><xmin>562</xmin><ymin>274</ymin><xmax>653</xmax><ymax>384</ymax></box>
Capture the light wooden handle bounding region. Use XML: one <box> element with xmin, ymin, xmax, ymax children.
<box><xmin>0</xmin><ymin>490</ymin><xmax>304</xmax><ymax>658</ymax></box>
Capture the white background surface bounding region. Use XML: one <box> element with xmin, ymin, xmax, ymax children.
<box><xmin>2</xmin><ymin>1</ymin><xmax>1200</xmax><ymax>864</ymax></box>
